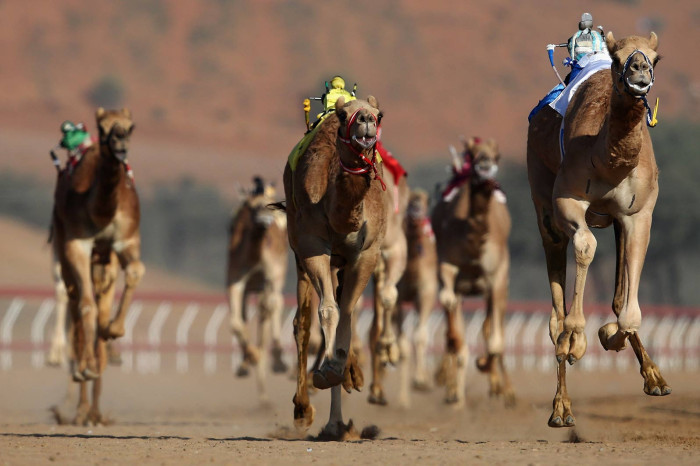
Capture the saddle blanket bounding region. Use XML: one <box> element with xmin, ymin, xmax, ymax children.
<box><xmin>549</xmin><ymin>52</ymin><xmax>612</xmax><ymax>116</ymax></box>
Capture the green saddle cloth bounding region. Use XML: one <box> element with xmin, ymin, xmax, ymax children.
<box><xmin>288</xmin><ymin>112</ymin><xmax>333</xmax><ymax>172</ymax></box>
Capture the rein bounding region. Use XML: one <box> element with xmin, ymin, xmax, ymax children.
<box><xmin>338</xmin><ymin>109</ymin><xmax>386</xmax><ymax>191</ymax></box>
<box><xmin>615</xmin><ymin>49</ymin><xmax>658</xmax><ymax>127</ymax></box>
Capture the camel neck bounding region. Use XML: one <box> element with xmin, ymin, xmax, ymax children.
<box><xmin>604</xmin><ymin>92</ymin><xmax>647</xmax><ymax>170</ymax></box>
<box><xmin>91</xmin><ymin>143</ymin><xmax>124</xmax><ymax>223</ymax></box>
<box><xmin>328</xmin><ymin>147</ymin><xmax>373</xmax><ymax>234</ymax></box>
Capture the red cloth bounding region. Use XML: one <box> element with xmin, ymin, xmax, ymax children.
<box><xmin>376</xmin><ymin>140</ymin><xmax>406</xmax><ymax>184</ymax></box>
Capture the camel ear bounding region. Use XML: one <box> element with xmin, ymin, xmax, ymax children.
<box><xmin>335</xmin><ymin>96</ymin><xmax>347</xmax><ymax>123</ymax></box>
<box><xmin>367</xmin><ymin>95</ymin><xmax>379</xmax><ymax>109</ymax></box>
<box><xmin>605</xmin><ymin>31</ymin><xmax>616</xmax><ymax>53</ymax></box>
<box><xmin>466</xmin><ymin>136</ymin><xmax>478</xmax><ymax>153</ymax></box>
<box><xmin>122</xmin><ymin>108</ymin><xmax>132</xmax><ymax>119</ymax></box>
<box><xmin>487</xmin><ymin>138</ymin><xmax>499</xmax><ymax>153</ymax></box>
<box><xmin>96</xmin><ymin>107</ymin><xmax>105</xmax><ymax>120</ymax></box>
<box><xmin>648</xmin><ymin>31</ymin><xmax>658</xmax><ymax>51</ymax></box>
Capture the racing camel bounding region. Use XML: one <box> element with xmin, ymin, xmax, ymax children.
<box><xmin>226</xmin><ymin>176</ymin><xmax>289</xmax><ymax>402</ymax></box>
<box><xmin>527</xmin><ymin>32</ymin><xmax>668</xmax><ymax>428</ymax></box>
<box><xmin>284</xmin><ymin>96</ymin><xmax>386</xmax><ymax>439</ymax></box>
<box><xmin>51</xmin><ymin>107</ymin><xmax>143</xmax><ymax>424</ymax></box>
<box><xmin>432</xmin><ymin>137</ymin><xmax>513</xmax><ymax>407</ymax></box>
<box><xmin>367</xmin><ymin>141</ymin><xmax>410</xmax><ymax>406</ymax></box>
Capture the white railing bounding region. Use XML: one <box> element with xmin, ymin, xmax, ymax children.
<box><xmin>0</xmin><ymin>295</ymin><xmax>698</xmax><ymax>375</ymax></box>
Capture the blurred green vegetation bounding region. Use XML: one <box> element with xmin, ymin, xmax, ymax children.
<box><xmin>0</xmin><ymin>120</ymin><xmax>697</xmax><ymax>305</ymax></box>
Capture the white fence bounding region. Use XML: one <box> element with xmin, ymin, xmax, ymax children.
<box><xmin>0</xmin><ymin>295</ymin><xmax>698</xmax><ymax>375</ymax></box>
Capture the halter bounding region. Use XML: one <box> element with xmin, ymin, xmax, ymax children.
<box><xmin>616</xmin><ymin>49</ymin><xmax>657</xmax><ymax>127</ymax></box>
<box><xmin>337</xmin><ymin>108</ymin><xmax>386</xmax><ymax>191</ymax></box>
<box><xmin>100</xmin><ymin>125</ymin><xmax>136</xmax><ymax>186</ymax></box>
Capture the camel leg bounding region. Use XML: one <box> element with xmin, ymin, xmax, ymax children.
<box><xmin>106</xmin><ymin>244</ymin><xmax>144</xmax><ymax>339</ymax></box>
<box><xmin>532</xmin><ymin>194</ymin><xmax>571</xmax><ymax>426</ymax></box>
<box><xmin>63</xmin><ymin>238</ymin><xmax>99</xmax><ymax>380</ymax></box>
<box><xmin>255</xmin><ymin>303</ymin><xmax>271</xmax><ymax>403</ymax></box>
<box><xmin>265</xmin><ymin>279</ymin><xmax>289</xmax><ymax>374</ymax></box>
<box><xmin>377</xmin><ymin>237</ymin><xmax>407</xmax><ymax>367</ymax></box>
<box><xmin>47</xmin><ymin>257</ymin><xmax>69</xmax><ymax>367</ymax></box>
<box><xmin>600</xmin><ymin>215</ymin><xmax>670</xmax><ymax>395</ymax></box>
<box><xmin>87</xmin><ymin>336</ymin><xmax>109</xmax><ymax>425</ymax></box>
<box><xmin>93</xmin><ymin>250</ymin><xmax>118</xmax><ymax>339</ymax></box>
<box><xmin>292</xmin><ymin>261</ymin><xmax>315</xmax><ymax>430</ymax></box>
<box><xmin>412</xmin><ymin>283</ymin><xmax>435</xmax><ymax>392</ymax></box>
<box><xmin>302</xmin><ymin>250</ymin><xmax>346</xmax><ymax>390</ymax></box>
<box><xmin>72</xmin><ymin>380</ymin><xmax>90</xmax><ymax>425</ymax></box>
<box><xmin>397</xmin><ymin>308</ymin><xmax>412</xmax><ymax>408</ymax></box>
<box><xmin>477</xmin><ymin>263</ymin><xmax>514</xmax><ymax>405</ymax></box>
<box><xmin>228</xmin><ymin>279</ymin><xmax>257</xmax><ymax>377</ymax></box>
<box><xmin>436</xmin><ymin>262</ymin><xmax>466</xmax><ymax>406</ymax></box>
<box><xmin>368</xmin><ymin>260</ymin><xmax>387</xmax><ymax>405</ymax></box>
<box><xmin>322</xmin><ymin>246</ymin><xmax>379</xmax><ymax>436</ymax></box>
<box><xmin>553</xmin><ymin>197</ymin><xmax>594</xmax><ymax>365</ymax></box>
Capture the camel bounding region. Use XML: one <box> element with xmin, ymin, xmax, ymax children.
<box><xmin>367</xmin><ymin>142</ymin><xmax>410</xmax><ymax>406</ymax></box>
<box><xmin>432</xmin><ymin>137</ymin><xmax>513</xmax><ymax>407</ymax></box>
<box><xmin>51</xmin><ymin>107</ymin><xmax>144</xmax><ymax>424</ymax></box>
<box><xmin>526</xmin><ymin>32</ymin><xmax>668</xmax><ymax>428</ymax></box>
<box><xmin>284</xmin><ymin>96</ymin><xmax>386</xmax><ymax>438</ymax></box>
<box><xmin>392</xmin><ymin>188</ymin><xmax>439</xmax><ymax>405</ymax></box>
<box><xmin>226</xmin><ymin>176</ymin><xmax>289</xmax><ymax>401</ymax></box>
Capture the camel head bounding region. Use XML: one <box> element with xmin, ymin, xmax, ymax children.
<box><xmin>335</xmin><ymin>96</ymin><xmax>382</xmax><ymax>154</ymax></box>
<box><xmin>407</xmin><ymin>188</ymin><xmax>430</xmax><ymax>221</ymax></box>
<box><xmin>96</xmin><ymin>107</ymin><xmax>134</xmax><ymax>162</ymax></box>
<box><xmin>606</xmin><ymin>31</ymin><xmax>659</xmax><ymax>98</ymax></box>
<box><xmin>243</xmin><ymin>177</ymin><xmax>279</xmax><ymax>230</ymax></box>
<box><xmin>464</xmin><ymin>137</ymin><xmax>500</xmax><ymax>181</ymax></box>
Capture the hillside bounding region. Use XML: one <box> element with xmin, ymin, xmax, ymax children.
<box><xmin>0</xmin><ymin>215</ymin><xmax>221</xmax><ymax>295</ymax></box>
<box><xmin>0</xmin><ymin>0</ymin><xmax>697</xmax><ymax>194</ymax></box>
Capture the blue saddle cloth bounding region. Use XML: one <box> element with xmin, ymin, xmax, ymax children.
<box><xmin>528</xmin><ymin>83</ymin><xmax>564</xmax><ymax>122</ymax></box>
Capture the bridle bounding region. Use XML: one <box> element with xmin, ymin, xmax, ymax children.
<box><xmin>100</xmin><ymin>123</ymin><xmax>135</xmax><ymax>185</ymax></box>
<box><xmin>614</xmin><ymin>49</ymin><xmax>657</xmax><ymax>127</ymax></box>
<box><xmin>337</xmin><ymin>108</ymin><xmax>386</xmax><ymax>191</ymax></box>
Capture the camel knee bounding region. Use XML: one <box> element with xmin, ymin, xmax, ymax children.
<box><xmin>381</xmin><ymin>285</ymin><xmax>398</xmax><ymax>310</ymax></box>
<box><xmin>486</xmin><ymin>327</ymin><xmax>504</xmax><ymax>355</ymax></box>
<box><xmin>573</xmin><ymin>229</ymin><xmax>597</xmax><ymax>267</ymax></box>
<box><xmin>125</xmin><ymin>261</ymin><xmax>145</xmax><ymax>287</ymax></box>
<box><xmin>439</xmin><ymin>288</ymin><xmax>457</xmax><ymax>310</ymax></box>
<box><xmin>413</xmin><ymin>324</ymin><xmax>428</xmax><ymax>348</ymax></box>
<box><xmin>618</xmin><ymin>303</ymin><xmax>642</xmax><ymax>333</ymax></box>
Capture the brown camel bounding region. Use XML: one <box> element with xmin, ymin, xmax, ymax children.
<box><xmin>527</xmin><ymin>32</ymin><xmax>668</xmax><ymax>428</ymax></box>
<box><xmin>432</xmin><ymin>137</ymin><xmax>513</xmax><ymax>407</ymax></box>
<box><xmin>284</xmin><ymin>96</ymin><xmax>386</xmax><ymax>438</ymax></box>
<box><xmin>367</xmin><ymin>148</ymin><xmax>409</xmax><ymax>406</ymax></box>
<box><xmin>226</xmin><ymin>176</ymin><xmax>289</xmax><ymax>402</ymax></box>
<box><xmin>51</xmin><ymin>107</ymin><xmax>144</xmax><ymax>424</ymax></box>
<box><xmin>396</xmin><ymin>189</ymin><xmax>439</xmax><ymax>404</ymax></box>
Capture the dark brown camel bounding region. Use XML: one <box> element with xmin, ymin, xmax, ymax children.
<box><xmin>51</xmin><ymin>108</ymin><xmax>143</xmax><ymax>424</ymax></box>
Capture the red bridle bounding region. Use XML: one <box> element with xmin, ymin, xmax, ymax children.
<box><xmin>337</xmin><ymin>108</ymin><xmax>386</xmax><ymax>191</ymax></box>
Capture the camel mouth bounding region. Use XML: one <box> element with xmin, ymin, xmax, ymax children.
<box><xmin>625</xmin><ymin>77</ymin><xmax>652</xmax><ymax>96</ymax></box>
<box><xmin>112</xmin><ymin>149</ymin><xmax>128</xmax><ymax>162</ymax></box>
<box><xmin>475</xmin><ymin>165</ymin><xmax>499</xmax><ymax>180</ymax></box>
<box><xmin>352</xmin><ymin>135</ymin><xmax>376</xmax><ymax>149</ymax></box>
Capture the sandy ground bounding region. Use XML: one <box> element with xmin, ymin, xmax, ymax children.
<box><xmin>1</xmin><ymin>353</ymin><xmax>698</xmax><ymax>465</ymax></box>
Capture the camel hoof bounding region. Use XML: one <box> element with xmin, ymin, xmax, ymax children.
<box><xmin>293</xmin><ymin>404</ymin><xmax>315</xmax><ymax>431</ymax></box>
<box><xmin>565</xmin><ymin>415</ymin><xmax>576</xmax><ymax>426</ymax></box>
<box><xmin>368</xmin><ymin>388</ymin><xmax>388</xmax><ymax>406</ymax></box>
<box><xmin>236</xmin><ymin>364</ymin><xmax>250</xmax><ymax>377</ymax></box>
<box><xmin>567</xmin><ymin>354</ymin><xmax>577</xmax><ymax>365</ymax></box>
<box><xmin>476</xmin><ymin>356</ymin><xmax>489</xmax><ymax>373</ymax></box>
<box><xmin>556</xmin><ymin>354</ymin><xmax>564</xmax><ymax>364</ymax></box>
<box><xmin>106</xmin><ymin>322</ymin><xmax>125</xmax><ymax>339</ymax></box>
<box><xmin>548</xmin><ymin>415</ymin><xmax>563</xmax><ymax>428</ymax></box>
<box><xmin>444</xmin><ymin>393</ymin><xmax>459</xmax><ymax>405</ymax></box>
<box><xmin>82</xmin><ymin>368</ymin><xmax>100</xmax><ymax>380</ymax></box>
<box><xmin>313</xmin><ymin>360</ymin><xmax>344</xmax><ymax>390</ymax></box>
<box><xmin>412</xmin><ymin>380</ymin><xmax>431</xmax><ymax>392</ymax></box>
<box><xmin>72</xmin><ymin>370</ymin><xmax>85</xmax><ymax>382</ymax></box>
<box><xmin>645</xmin><ymin>385</ymin><xmax>671</xmax><ymax>396</ymax></box>
<box><xmin>272</xmin><ymin>358</ymin><xmax>289</xmax><ymax>374</ymax></box>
